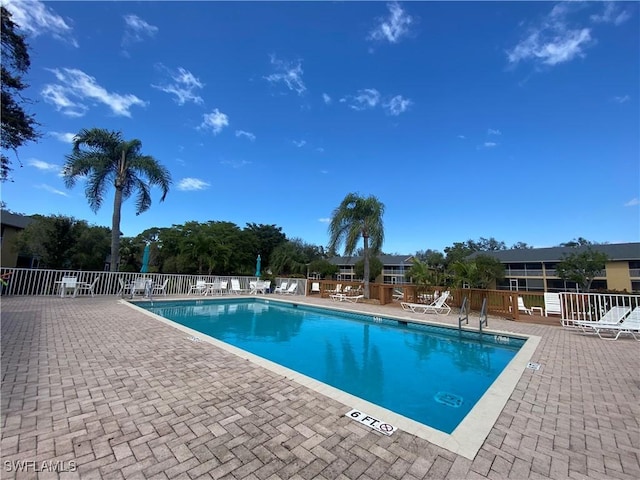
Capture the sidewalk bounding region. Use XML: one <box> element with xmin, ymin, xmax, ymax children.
<box><xmin>1</xmin><ymin>296</ymin><xmax>638</xmax><ymax>479</ymax></box>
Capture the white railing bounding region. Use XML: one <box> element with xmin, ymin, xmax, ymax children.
<box><xmin>559</xmin><ymin>292</ymin><xmax>640</xmax><ymax>325</ymax></box>
<box><xmin>0</xmin><ymin>267</ymin><xmax>301</xmax><ymax>297</ymax></box>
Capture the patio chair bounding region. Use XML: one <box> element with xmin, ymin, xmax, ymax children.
<box><xmin>274</xmin><ymin>281</ymin><xmax>288</xmax><ymax>294</ymax></box>
<box><xmin>76</xmin><ymin>277</ymin><xmax>99</xmax><ymax>297</ymax></box>
<box><xmin>544</xmin><ymin>292</ymin><xmax>562</xmax><ymax>317</ymax></box>
<box><xmin>344</xmin><ymin>294</ymin><xmax>364</xmax><ymax>303</ymax></box>
<box><xmin>58</xmin><ymin>276</ymin><xmax>78</xmax><ymax>298</ymax></box>
<box><xmin>189</xmin><ymin>280</ymin><xmax>207</xmax><ymax>295</ymax></box>
<box><xmin>575</xmin><ymin>306</ymin><xmax>631</xmax><ymax>333</ymax></box>
<box><xmin>130</xmin><ymin>278</ymin><xmax>149</xmax><ymax>297</ymax></box>
<box><xmin>393</xmin><ymin>289</ymin><xmax>404</xmax><ymax>301</ymax></box>
<box><xmin>230</xmin><ymin>279</ymin><xmax>246</xmax><ymax>294</ymax></box>
<box><xmin>516</xmin><ymin>297</ymin><xmax>531</xmax><ymax>315</ymax></box>
<box><xmin>152</xmin><ymin>279</ymin><xmax>168</xmax><ymax>296</ymax></box>
<box><xmin>311</xmin><ymin>282</ymin><xmax>321</xmax><ymax>294</ymax></box>
<box><xmin>402</xmin><ymin>291</ymin><xmax>451</xmax><ymax>315</ymax></box>
<box><xmin>283</xmin><ymin>283</ymin><xmax>298</xmax><ymax>295</ymax></box>
<box><xmin>592</xmin><ymin>307</ymin><xmax>640</xmax><ymax>340</ymax></box>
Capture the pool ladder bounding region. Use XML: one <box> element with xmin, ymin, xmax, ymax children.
<box><xmin>458</xmin><ymin>297</ymin><xmax>488</xmax><ymax>332</ymax></box>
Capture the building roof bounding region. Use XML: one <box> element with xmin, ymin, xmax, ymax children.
<box><xmin>469</xmin><ymin>242</ymin><xmax>640</xmax><ymax>263</ymax></box>
<box><xmin>0</xmin><ymin>210</ymin><xmax>34</xmax><ymax>230</ymax></box>
<box><xmin>327</xmin><ymin>254</ymin><xmax>414</xmax><ymax>266</ymax></box>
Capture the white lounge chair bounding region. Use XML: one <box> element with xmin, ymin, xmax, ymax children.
<box><xmin>311</xmin><ymin>282</ymin><xmax>321</xmax><ymax>294</ymax></box>
<box><xmin>189</xmin><ymin>280</ymin><xmax>207</xmax><ymax>295</ymax></box>
<box><xmin>592</xmin><ymin>307</ymin><xmax>640</xmax><ymax>340</ymax></box>
<box><xmin>517</xmin><ymin>297</ymin><xmax>542</xmax><ymax>315</ymax></box>
<box><xmin>402</xmin><ymin>291</ymin><xmax>451</xmax><ymax>315</ymax></box>
<box><xmin>152</xmin><ymin>278</ymin><xmax>168</xmax><ymax>296</ymax></box>
<box><xmin>274</xmin><ymin>282</ymin><xmax>288</xmax><ymax>294</ymax></box>
<box><xmin>77</xmin><ymin>277</ymin><xmax>99</xmax><ymax>297</ymax></box>
<box><xmin>392</xmin><ymin>289</ymin><xmax>404</xmax><ymax>301</ymax></box>
<box><xmin>283</xmin><ymin>283</ymin><xmax>297</xmax><ymax>295</ymax></box>
<box><xmin>230</xmin><ymin>279</ymin><xmax>246</xmax><ymax>294</ymax></box>
<box><xmin>344</xmin><ymin>294</ymin><xmax>364</xmax><ymax>303</ymax></box>
<box><xmin>575</xmin><ymin>306</ymin><xmax>631</xmax><ymax>333</ymax></box>
<box><xmin>544</xmin><ymin>292</ymin><xmax>562</xmax><ymax>317</ymax></box>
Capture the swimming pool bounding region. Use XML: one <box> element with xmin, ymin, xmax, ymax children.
<box><xmin>138</xmin><ymin>298</ymin><xmax>529</xmax><ymax>437</ymax></box>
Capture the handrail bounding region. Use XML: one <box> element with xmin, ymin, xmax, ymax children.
<box><xmin>479</xmin><ymin>298</ymin><xmax>488</xmax><ymax>332</ymax></box>
<box><xmin>458</xmin><ymin>296</ymin><xmax>469</xmax><ymax>330</ymax></box>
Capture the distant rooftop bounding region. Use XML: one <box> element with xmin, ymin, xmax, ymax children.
<box><xmin>0</xmin><ymin>210</ymin><xmax>34</xmax><ymax>229</ymax></box>
<box><xmin>469</xmin><ymin>242</ymin><xmax>640</xmax><ymax>263</ymax></box>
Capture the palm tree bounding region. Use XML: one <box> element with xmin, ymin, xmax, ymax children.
<box><xmin>63</xmin><ymin>128</ymin><xmax>171</xmax><ymax>271</ymax></box>
<box><xmin>328</xmin><ymin>193</ymin><xmax>385</xmax><ymax>299</ymax></box>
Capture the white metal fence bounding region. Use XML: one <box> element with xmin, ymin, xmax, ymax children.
<box><xmin>559</xmin><ymin>292</ymin><xmax>640</xmax><ymax>325</ymax></box>
<box><xmin>0</xmin><ymin>268</ymin><xmax>307</xmax><ymax>297</ymax></box>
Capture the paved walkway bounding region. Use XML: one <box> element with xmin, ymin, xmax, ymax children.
<box><xmin>1</xmin><ymin>296</ymin><xmax>638</xmax><ymax>479</ymax></box>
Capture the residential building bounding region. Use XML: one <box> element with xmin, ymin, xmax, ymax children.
<box><xmin>322</xmin><ymin>255</ymin><xmax>415</xmax><ymax>284</ymax></box>
<box><xmin>0</xmin><ymin>210</ymin><xmax>35</xmax><ymax>268</ymax></box>
<box><xmin>473</xmin><ymin>242</ymin><xmax>640</xmax><ymax>293</ymax></box>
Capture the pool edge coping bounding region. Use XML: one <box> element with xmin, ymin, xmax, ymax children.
<box><xmin>121</xmin><ymin>297</ymin><xmax>541</xmax><ymax>460</ymax></box>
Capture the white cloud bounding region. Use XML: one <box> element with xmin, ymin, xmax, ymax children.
<box><xmin>507</xmin><ymin>4</ymin><xmax>595</xmax><ymax>67</ymax></box>
<box><xmin>590</xmin><ymin>2</ymin><xmax>631</xmax><ymax>26</ymax></box>
<box><xmin>318</xmin><ymin>218</ymin><xmax>330</xmax><ymax>223</ymax></box>
<box><xmin>200</xmin><ymin>109</ymin><xmax>229</xmax><ymax>135</ymax></box>
<box><xmin>368</xmin><ymin>1</ymin><xmax>415</xmax><ymax>44</ymax></box>
<box><xmin>322</xmin><ymin>93</ymin><xmax>332</xmax><ymax>104</ymax></box>
<box><xmin>624</xmin><ymin>198</ymin><xmax>639</xmax><ymax>207</ymax></box>
<box><xmin>488</xmin><ymin>128</ymin><xmax>502</xmax><ymax>136</ymax></box>
<box><xmin>49</xmin><ymin>131</ymin><xmax>76</xmax><ymax>143</ymax></box>
<box><xmin>220</xmin><ymin>159</ymin><xmax>251</xmax><ymax>169</ymax></box>
<box><xmin>320</xmin><ymin>169</ymin><xmax>328</xmax><ymax>174</ymax></box>
<box><xmin>36</xmin><ymin>184</ymin><xmax>68</xmax><ymax>196</ymax></box>
<box><xmin>235</xmin><ymin>130</ymin><xmax>256</xmax><ymax>141</ymax></box>
<box><xmin>42</xmin><ymin>68</ymin><xmax>146</xmax><ymax>117</ymax></box>
<box><xmin>383</xmin><ymin>95</ymin><xmax>412</xmax><ymax>116</ymax></box>
<box><xmin>613</xmin><ymin>95</ymin><xmax>630</xmax><ymax>104</ymax></box>
<box><xmin>292</xmin><ymin>140</ymin><xmax>306</xmax><ymax>148</ymax></box>
<box><xmin>122</xmin><ymin>14</ymin><xmax>158</xmax><ymax>45</ymax></box>
<box><xmin>264</xmin><ymin>55</ymin><xmax>306</xmax><ymax>95</ymax></box>
<box><xmin>457</xmin><ymin>135</ymin><xmax>466</xmax><ymax>140</ymax></box>
<box><xmin>484</xmin><ymin>142</ymin><xmax>498</xmax><ymax>148</ymax></box>
<box><xmin>343</xmin><ymin>88</ymin><xmax>381</xmax><ymax>111</ymax></box>
<box><xmin>4</xmin><ymin>0</ymin><xmax>77</xmax><ymax>47</ymax></box>
<box><xmin>316</xmin><ymin>147</ymin><xmax>325</xmax><ymax>153</ymax></box>
<box><xmin>152</xmin><ymin>66</ymin><xmax>204</xmax><ymax>105</ymax></box>
<box><xmin>177</xmin><ymin>178</ymin><xmax>210</xmax><ymax>191</ymax></box>
<box><xmin>28</xmin><ymin>159</ymin><xmax>59</xmax><ymax>172</ymax></box>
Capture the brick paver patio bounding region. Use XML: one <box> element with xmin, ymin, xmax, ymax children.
<box><xmin>1</xmin><ymin>296</ymin><xmax>638</xmax><ymax>479</ymax></box>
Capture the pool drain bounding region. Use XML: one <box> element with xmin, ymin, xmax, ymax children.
<box><xmin>434</xmin><ymin>391</ymin><xmax>463</xmax><ymax>408</ymax></box>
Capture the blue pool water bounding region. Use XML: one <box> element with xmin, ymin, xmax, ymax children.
<box><xmin>141</xmin><ymin>299</ymin><xmax>524</xmax><ymax>434</ymax></box>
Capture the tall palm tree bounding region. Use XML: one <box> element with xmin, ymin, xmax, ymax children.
<box><xmin>328</xmin><ymin>193</ymin><xmax>385</xmax><ymax>299</ymax></box>
<box><xmin>63</xmin><ymin>128</ymin><xmax>171</xmax><ymax>271</ymax></box>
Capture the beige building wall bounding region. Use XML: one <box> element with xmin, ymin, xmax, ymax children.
<box><xmin>605</xmin><ymin>261</ymin><xmax>631</xmax><ymax>292</ymax></box>
<box><xmin>0</xmin><ymin>228</ymin><xmax>20</xmax><ymax>268</ymax></box>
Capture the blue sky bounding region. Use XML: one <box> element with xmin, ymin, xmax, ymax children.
<box><xmin>2</xmin><ymin>0</ymin><xmax>638</xmax><ymax>254</ymax></box>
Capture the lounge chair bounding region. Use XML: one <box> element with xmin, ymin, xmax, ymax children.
<box><xmin>152</xmin><ymin>278</ymin><xmax>168</xmax><ymax>296</ymax></box>
<box><xmin>189</xmin><ymin>280</ymin><xmax>207</xmax><ymax>295</ymax></box>
<box><xmin>392</xmin><ymin>289</ymin><xmax>404</xmax><ymax>301</ymax></box>
<box><xmin>544</xmin><ymin>292</ymin><xmax>562</xmax><ymax>317</ymax></box>
<box><xmin>230</xmin><ymin>278</ymin><xmax>246</xmax><ymax>294</ymax></box>
<box><xmin>517</xmin><ymin>297</ymin><xmax>543</xmax><ymax>315</ymax></box>
<box><xmin>311</xmin><ymin>282</ymin><xmax>321</xmax><ymax>294</ymax></box>
<box><xmin>344</xmin><ymin>294</ymin><xmax>364</xmax><ymax>303</ymax></box>
<box><xmin>401</xmin><ymin>291</ymin><xmax>451</xmax><ymax>315</ymax></box>
<box><xmin>77</xmin><ymin>277</ymin><xmax>99</xmax><ymax>297</ymax></box>
<box><xmin>592</xmin><ymin>307</ymin><xmax>640</xmax><ymax>340</ymax></box>
<box><xmin>283</xmin><ymin>283</ymin><xmax>297</xmax><ymax>295</ymax></box>
<box><xmin>274</xmin><ymin>282</ymin><xmax>288</xmax><ymax>294</ymax></box>
<box><xmin>575</xmin><ymin>306</ymin><xmax>631</xmax><ymax>333</ymax></box>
